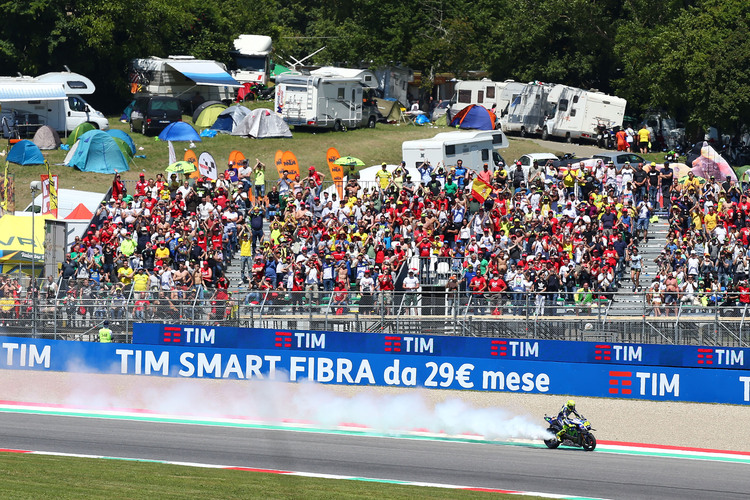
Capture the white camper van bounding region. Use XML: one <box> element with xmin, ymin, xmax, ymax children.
<box><xmin>452</xmin><ymin>79</ymin><xmax>501</xmax><ymax>114</ymax></box>
<box><xmin>501</xmin><ymin>82</ymin><xmax>553</xmax><ymax>137</ymax></box>
<box><xmin>402</xmin><ymin>130</ymin><xmax>509</xmax><ymax>170</ymax></box>
<box><xmin>0</xmin><ymin>71</ymin><xmax>109</xmax><ymax>134</ymax></box>
<box><xmin>230</xmin><ymin>35</ymin><xmax>273</xmax><ymax>85</ymax></box>
<box><xmin>129</xmin><ymin>56</ymin><xmax>242</xmax><ymax>106</ymax></box>
<box><xmin>541</xmin><ymin>85</ymin><xmax>627</xmax><ymax>142</ymax></box>
<box><xmin>275</xmin><ymin>67</ymin><xmax>380</xmax><ymax>130</ymax></box>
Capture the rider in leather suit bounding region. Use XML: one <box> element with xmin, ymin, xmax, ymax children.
<box><xmin>556</xmin><ymin>399</ymin><xmax>581</xmax><ymax>442</ymax></box>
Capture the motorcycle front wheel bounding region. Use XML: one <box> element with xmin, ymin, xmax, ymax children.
<box><xmin>582</xmin><ymin>433</ymin><xmax>596</xmax><ymax>451</ymax></box>
<box><xmin>544</xmin><ymin>427</ymin><xmax>560</xmax><ymax>449</ymax></box>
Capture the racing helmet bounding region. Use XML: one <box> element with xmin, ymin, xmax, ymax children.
<box><xmin>566</xmin><ymin>400</ymin><xmax>576</xmax><ymax>410</ymax></box>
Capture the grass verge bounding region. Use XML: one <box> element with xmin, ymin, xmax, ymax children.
<box><xmin>0</xmin><ymin>453</ymin><xmax>544</xmax><ymax>499</ymax></box>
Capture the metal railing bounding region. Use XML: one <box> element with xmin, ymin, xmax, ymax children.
<box><xmin>1</xmin><ymin>285</ymin><xmax>748</xmax><ymax>347</ymax></box>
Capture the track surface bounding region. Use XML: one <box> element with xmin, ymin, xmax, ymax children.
<box><xmin>1</xmin><ymin>412</ymin><xmax>747</xmax><ymax>500</ymax></box>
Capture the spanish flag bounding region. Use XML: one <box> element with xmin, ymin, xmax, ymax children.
<box><xmin>471</xmin><ymin>178</ymin><xmax>492</xmax><ymax>203</ymax></box>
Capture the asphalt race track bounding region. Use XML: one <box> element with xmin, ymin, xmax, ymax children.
<box><xmin>1</xmin><ymin>412</ymin><xmax>747</xmax><ymax>500</ymax></box>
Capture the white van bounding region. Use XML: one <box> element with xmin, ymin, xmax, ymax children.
<box><xmin>501</xmin><ymin>82</ymin><xmax>553</xmax><ymax>136</ymax></box>
<box><xmin>0</xmin><ymin>71</ymin><xmax>109</xmax><ymax>133</ymax></box>
<box><xmin>542</xmin><ymin>85</ymin><xmax>627</xmax><ymax>142</ymax></box>
<box><xmin>402</xmin><ymin>130</ymin><xmax>509</xmax><ymax>170</ymax></box>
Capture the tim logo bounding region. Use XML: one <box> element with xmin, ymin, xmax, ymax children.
<box><xmin>608</xmin><ymin>370</ymin><xmax>680</xmax><ymax>397</ymax></box>
<box><xmin>385</xmin><ymin>336</ymin><xmax>433</xmax><ymax>353</ymax></box>
<box><xmin>698</xmin><ymin>348</ymin><xmax>744</xmax><ymax>366</ymax></box>
<box><xmin>385</xmin><ymin>336</ymin><xmax>402</xmax><ymax>352</ymax></box>
<box><xmin>275</xmin><ymin>332</ymin><xmax>293</xmax><ymax>348</ymax></box>
<box><xmin>490</xmin><ymin>340</ymin><xmax>538</xmax><ymax>357</ymax></box>
<box><xmin>490</xmin><ymin>340</ymin><xmax>508</xmax><ymax>356</ymax></box>
<box><xmin>163</xmin><ymin>326</ymin><xmax>181</xmax><ymax>343</ymax></box>
<box><xmin>595</xmin><ymin>344</ymin><xmax>642</xmax><ymax>361</ymax></box>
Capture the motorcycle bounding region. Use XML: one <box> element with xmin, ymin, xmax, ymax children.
<box><xmin>543</xmin><ymin>414</ymin><xmax>597</xmax><ymax>451</ymax></box>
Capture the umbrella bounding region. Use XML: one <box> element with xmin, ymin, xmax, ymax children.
<box><xmin>670</xmin><ymin>162</ymin><xmax>691</xmax><ymax>179</ymax></box>
<box><xmin>165</xmin><ymin>161</ymin><xmax>197</xmax><ymax>174</ymax></box>
<box><xmin>734</xmin><ymin>165</ymin><xmax>750</xmax><ymax>183</ymax></box>
<box><xmin>334</xmin><ymin>156</ymin><xmax>365</xmax><ymax>167</ymax></box>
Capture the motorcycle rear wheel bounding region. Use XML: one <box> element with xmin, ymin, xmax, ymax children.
<box><xmin>544</xmin><ymin>427</ymin><xmax>560</xmax><ymax>449</ymax></box>
<box><xmin>582</xmin><ymin>433</ymin><xmax>596</xmax><ymax>451</ymax></box>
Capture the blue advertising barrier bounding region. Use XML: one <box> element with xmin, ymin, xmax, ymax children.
<box><xmin>0</xmin><ymin>335</ymin><xmax>748</xmax><ymax>405</ymax></box>
<box><xmin>133</xmin><ymin>323</ymin><xmax>749</xmax><ymax>370</ymax></box>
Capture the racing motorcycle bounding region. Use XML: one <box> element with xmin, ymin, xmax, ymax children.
<box><xmin>543</xmin><ymin>414</ymin><xmax>597</xmax><ymax>451</ymax></box>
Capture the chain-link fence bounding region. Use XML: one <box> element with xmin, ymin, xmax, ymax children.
<box><xmin>2</xmin><ymin>281</ymin><xmax>749</xmax><ymax>347</ymax></box>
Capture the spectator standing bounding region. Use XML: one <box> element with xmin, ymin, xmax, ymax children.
<box><xmin>402</xmin><ymin>269</ymin><xmax>420</xmax><ymax>315</ymax></box>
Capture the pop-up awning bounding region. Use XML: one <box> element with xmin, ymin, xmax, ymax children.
<box><xmin>166</xmin><ymin>60</ymin><xmax>241</xmax><ymax>87</ymax></box>
<box><xmin>0</xmin><ymin>83</ymin><xmax>67</xmax><ymax>101</ymax></box>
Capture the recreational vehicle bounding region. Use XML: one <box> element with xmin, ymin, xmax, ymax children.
<box><xmin>452</xmin><ymin>79</ymin><xmax>525</xmax><ymax>119</ymax></box>
<box><xmin>0</xmin><ymin>71</ymin><xmax>109</xmax><ymax>134</ymax></box>
<box><xmin>230</xmin><ymin>35</ymin><xmax>273</xmax><ymax>85</ymax></box>
<box><xmin>541</xmin><ymin>85</ymin><xmax>627</xmax><ymax>143</ymax></box>
<box><xmin>401</xmin><ymin>130</ymin><xmax>509</xmax><ymax>170</ymax></box>
<box><xmin>501</xmin><ymin>82</ymin><xmax>554</xmax><ymax>137</ymax></box>
<box><xmin>129</xmin><ymin>56</ymin><xmax>242</xmax><ymax>109</ymax></box>
<box><xmin>274</xmin><ymin>67</ymin><xmax>380</xmax><ymax>130</ymax></box>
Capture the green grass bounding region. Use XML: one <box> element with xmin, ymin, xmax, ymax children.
<box><xmin>0</xmin><ymin>454</ymin><xmax>541</xmax><ymax>499</ymax></box>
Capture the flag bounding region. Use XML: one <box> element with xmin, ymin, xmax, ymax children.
<box><xmin>471</xmin><ymin>178</ymin><xmax>492</xmax><ymax>203</ymax></box>
<box><xmin>326</xmin><ymin>147</ymin><xmax>343</xmax><ymax>198</ymax></box>
<box><xmin>168</xmin><ymin>141</ymin><xmax>176</xmax><ymax>165</ymax></box>
<box><xmin>44</xmin><ymin>160</ymin><xmax>58</xmax><ymax>217</ymax></box>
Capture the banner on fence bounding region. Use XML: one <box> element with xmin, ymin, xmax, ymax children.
<box><xmin>0</xmin><ymin>335</ymin><xmax>748</xmax><ymax>404</ymax></box>
<box><xmin>133</xmin><ymin>324</ymin><xmax>749</xmax><ymax>371</ymax></box>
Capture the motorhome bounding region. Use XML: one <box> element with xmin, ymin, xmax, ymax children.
<box><xmin>401</xmin><ymin>130</ymin><xmax>509</xmax><ymax>170</ymax></box>
<box><xmin>129</xmin><ymin>56</ymin><xmax>242</xmax><ymax>108</ymax></box>
<box><xmin>451</xmin><ymin>79</ymin><xmax>525</xmax><ymax>118</ymax></box>
<box><xmin>230</xmin><ymin>35</ymin><xmax>273</xmax><ymax>85</ymax></box>
<box><xmin>542</xmin><ymin>85</ymin><xmax>627</xmax><ymax>143</ymax></box>
<box><xmin>501</xmin><ymin>82</ymin><xmax>553</xmax><ymax>137</ymax></box>
<box><xmin>274</xmin><ymin>67</ymin><xmax>380</xmax><ymax>130</ymax></box>
<box><xmin>0</xmin><ymin>71</ymin><xmax>109</xmax><ymax>134</ymax></box>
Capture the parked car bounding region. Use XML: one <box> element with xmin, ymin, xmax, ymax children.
<box><xmin>592</xmin><ymin>152</ymin><xmax>645</xmax><ymax>169</ymax></box>
<box><xmin>130</xmin><ymin>96</ymin><xmax>182</xmax><ymax>135</ymax></box>
<box><xmin>431</xmin><ymin>99</ymin><xmax>452</xmax><ymax>121</ymax></box>
<box><xmin>517</xmin><ymin>153</ymin><xmax>559</xmax><ymax>168</ymax></box>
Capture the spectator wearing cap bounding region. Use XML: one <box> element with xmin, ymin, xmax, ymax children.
<box><xmin>252</xmin><ymin>160</ymin><xmax>267</xmax><ymax>202</ymax></box>
<box><xmin>375</xmin><ymin>163</ymin><xmax>391</xmax><ymax>194</ymax></box>
<box><xmin>237</xmin><ymin>160</ymin><xmax>253</xmax><ymax>193</ymax></box>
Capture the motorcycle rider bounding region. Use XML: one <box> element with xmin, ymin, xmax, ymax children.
<box><xmin>556</xmin><ymin>399</ymin><xmax>581</xmax><ymax>442</ymax></box>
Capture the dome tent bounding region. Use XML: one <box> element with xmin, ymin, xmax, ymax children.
<box><xmin>66</xmin><ymin>122</ymin><xmax>96</xmax><ymax>146</ymax></box>
<box><xmin>232</xmin><ymin>108</ymin><xmax>292</xmax><ymax>138</ymax></box>
<box><xmin>158</xmin><ymin>122</ymin><xmax>201</xmax><ymax>142</ymax></box>
<box><xmin>449</xmin><ymin>104</ymin><xmax>496</xmax><ymax>130</ymax></box>
<box><xmin>64</xmin><ymin>130</ymin><xmax>129</xmax><ymax>173</ymax></box>
<box><xmin>32</xmin><ymin>125</ymin><xmax>61</xmax><ymax>150</ymax></box>
<box><xmin>7</xmin><ymin>140</ymin><xmax>45</xmax><ymax>165</ymax></box>
<box><xmin>211</xmin><ymin>105</ymin><xmax>251</xmax><ymax>133</ymax></box>
<box><xmin>106</xmin><ymin>129</ymin><xmax>136</xmax><ymax>155</ymax></box>
<box><xmin>194</xmin><ymin>102</ymin><xmax>227</xmax><ymax>128</ymax></box>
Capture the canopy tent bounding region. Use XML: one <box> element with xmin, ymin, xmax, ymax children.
<box><xmin>194</xmin><ymin>103</ymin><xmax>227</xmax><ymax>128</ymax></box>
<box><xmin>64</xmin><ymin>130</ymin><xmax>130</xmax><ymax>173</ymax></box>
<box><xmin>7</xmin><ymin>140</ymin><xmax>45</xmax><ymax>165</ymax></box>
<box><xmin>32</xmin><ymin>125</ymin><xmax>61</xmax><ymax>150</ymax></box>
<box><xmin>449</xmin><ymin>104</ymin><xmax>496</xmax><ymax>130</ymax></box>
<box><xmin>212</xmin><ymin>105</ymin><xmax>252</xmax><ymax>133</ymax></box>
<box><xmin>165</xmin><ymin>60</ymin><xmax>241</xmax><ymax>87</ymax></box>
<box><xmin>0</xmin><ymin>214</ymin><xmax>51</xmax><ymax>265</ymax></box>
<box><xmin>66</xmin><ymin>122</ymin><xmax>95</xmax><ymax>146</ymax></box>
<box><xmin>375</xmin><ymin>98</ymin><xmax>405</xmax><ymax>123</ymax></box>
<box><xmin>231</xmin><ymin>108</ymin><xmax>292</xmax><ymax>138</ymax></box>
<box><xmin>64</xmin><ymin>203</ymin><xmax>94</xmax><ymax>220</ymax></box>
<box><xmin>105</xmin><ymin>129</ymin><xmax>136</xmax><ymax>155</ymax></box>
<box><xmin>157</xmin><ymin>122</ymin><xmax>201</xmax><ymax>142</ymax></box>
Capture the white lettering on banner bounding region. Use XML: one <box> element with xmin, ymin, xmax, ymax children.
<box><xmin>741</xmin><ymin>376</ymin><xmax>750</xmax><ymax>402</ymax></box>
<box><xmin>198</xmin><ymin>353</ymin><xmax>222</xmax><ymax>377</ymax></box>
<box><xmin>636</xmin><ymin>372</ymin><xmax>680</xmax><ymax>397</ymax></box>
<box><xmin>613</xmin><ymin>345</ymin><xmax>642</xmax><ymax>361</ymax></box>
<box><xmin>183</xmin><ymin>327</ymin><xmax>216</xmax><ymax>345</ymax></box>
<box><xmin>289</xmin><ymin>356</ymin><xmax>375</xmax><ymax>384</ymax></box>
<box><xmin>424</xmin><ymin>362</ymin><xmax>474</xmax><ymax>388</ymax></box>
<box><xmin>508</xmin><ymin>341</ymin><xmax>539</xmax><ymax>357</ymax></box>
<box><xmin>715</xmin><ymin>349</ymin><xmax>744</xmax><ymax>366</ymax></box>
<box><xmin>145</xmin><ymin>351</ymin><xmax>169</xmax><ymax>375</ymax></box>
<box><xmin>385</xmin><ymin>360</ymin><xmax>417</xmax><ymax>386</ymax></box>
<box><xmin>294</xmin><ymin>332</ymin><xmax>326</xmax><ymax>349</ymax></box>
<box><xmin>403</xmin><ymin>337</ymin><xmax>434</xmax><ymax>353</ymax></box>
<box><xmin>1</xmin><ymin>343</ymin><xmax>51</xmax><ymax>368</ymax></box>
<box><xmin>481</xmin><ymin>370</ymin><xmax>549</xmax><ymax>392</ymax></box>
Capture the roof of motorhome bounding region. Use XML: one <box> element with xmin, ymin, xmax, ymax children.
<box><xmin>402</xmin><ymin>130</ymin><xmax>509</xmax><ymax>148</ymax></box>
<box><xmin>233</xmin><ymin>35</ymin><xmax>272</xmax><ymax>55</ymax></box>
<box><xmin>0</xmin><ymin>82</ymin><xmax>67</xmax><ymax>102</ymax></box>
<box><xmin>309</xmin><ymin>67</ymin><xmax>378</xmax><ymax>88</ymax></box>
<box><xmin>35</xmin><ymin>72</ymin><xmax>96</xmax><ymax>95</ymax></box>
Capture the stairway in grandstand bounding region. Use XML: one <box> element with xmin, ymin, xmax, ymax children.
<box><xmin>607</xmin><ymin>214</ymin><xmax>669</xmax><ymax>317</ymax></box>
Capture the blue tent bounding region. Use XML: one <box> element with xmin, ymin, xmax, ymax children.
<box><xmin>7</xmin><ymin>140</ymin><xmax>45</xmax><ymax>165</ymax></box>
<box><xmin>65</xmin><ymin>130</ymin><xmax>129</xmax><ymax>173</ymax></box>
<box><xmin>211</xmin><ymin>105</ymin><xmax>251</xmax><ymax>133</ymax></box>
<box><xmin>449</xmin><ymin>104</ymin><xmax>496</xmax><ymax>130</ymax></box>
<box><xmin>158</xmin><ymin>122</ymin><xmax>201</xmax><ymax>142</ymax></box>
<box><xmin>106</xmin><ymin>129</ymin><xmax>136</xmax><ymax>155</ymax></box>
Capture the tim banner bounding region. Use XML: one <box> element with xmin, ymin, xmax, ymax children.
<box><xmin>0</xmin><ymin>335</ymin><xmax>748</xmax><ymax>405</ymax></box>
<box><xmin>133</xmin><ymin>324</ymin><xmax>750</xmax><ymax>371</ymax></box>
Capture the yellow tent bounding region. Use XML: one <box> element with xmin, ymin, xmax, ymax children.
<box><xmin>0</xmin><ymin>214</ymin><xmax>51</xmax><ymax>267</ymax></box>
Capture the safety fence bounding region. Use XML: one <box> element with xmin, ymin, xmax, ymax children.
<box><xmin>2</xmin><ymin>287</ymin><xmax>749</xmax><ymax>347</ymax></box>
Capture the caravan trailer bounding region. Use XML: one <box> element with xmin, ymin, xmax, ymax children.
<box><xmin>452</xmin><ymin>79</ymin><xmax>525</xmax><ymax>119</ymax></box>
<box><xmin>542</xmin><ymin>85</ymin><xmax>627</xmax><ymax>143</ymax></box>
<box><xmin>0</xmin><ymin>71</ymin><xmax>109</xmax><ymax>134</ymax></box>
<box><xmin>275</xmin><ymin>67</ymin><xmax>380</xmax><ymax>130</ymax></box>
<box><xmin>129</xmin><ymin>56</ymin><xmax>242</xmax><ymax>108</ymax></box>
<box><xmin>501</xmin><ymin>82</ymin><xmax>553</xmax><ymax>137</ymax></box>
<box><xmin>401</xmin><ymin>130</ymin><xmax>509</xmax><ymax>170</ymax></box>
